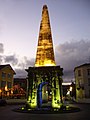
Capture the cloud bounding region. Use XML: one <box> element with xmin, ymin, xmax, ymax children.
<box><xmin>14</xmin><ymin>57</ymin><xmax>34</xmax><ymax>78</ymax></box>
<box><xmin>18</xmin><ymin>56</ymin><xmax>34</xmax><ymax>69</ymax></box>
<box><xmin>4</xmin><ymin>54</ymin><xmax>18</xmax><ymax>66</ymax></box>
<box><xmin>0</xmin><ymin>43</ymin><xmax>4</xmax><ymax>64</ymax></box>
<box><xmin>3</xmin><ymin>55</ymin><xmax>34</xmax><ymax>77</ymax></box>
<box><xmin>0</xmin><ymin>55</ymin><xmax>3</xmax><ymax>64</ymax></box>
<box><xmin>0</xmin><ymin>43</ymin><xmax>4</xmax><ymax>53</ymax></box>
<box><xmin>14</xmin><ymin>68</ymin><xmax>27</xmax><ymax>78</ymax></box>
<box><xmin>1</xmin><ymin>40</ymin><xmax>90</xmax><ymax>80</ymax></box>
<box><xmin>55</xmin><ymin>40</ymin><xmax>90</xmax><ymax>81</ymax></box>
<box><xmin>0</xmin><ymin>43</ymin><xmax>34</xmax><ymax>77</ymax></box>
<box><xmin>15</xmin><ymin>57</ymin><xmax>34</xmax><ymax>78</ymax></box>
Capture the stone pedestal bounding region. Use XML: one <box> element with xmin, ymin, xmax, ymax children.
<box><xmin>26</xmin><ymin>66</ymin><xmax>63</xmax><ymax>109</ymax></box>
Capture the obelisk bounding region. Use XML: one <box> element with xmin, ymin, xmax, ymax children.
<box><xmin>35</xmin><ymin>5</ymin><xmax>56</xmax><ymax>67</ymax></box>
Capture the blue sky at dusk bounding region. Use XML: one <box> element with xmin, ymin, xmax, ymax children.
<box><xmin>0</xmin><ymin>0</ymin><xmax>90</xmax><ymax>81</ymax></box>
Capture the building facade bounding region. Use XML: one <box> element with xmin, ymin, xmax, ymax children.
<box><xmin>0</xmin><ymin>64</ymin><xmax>15</xmax><ymax>98</ymax></box>
<box><xmin>74</xmin><ymin>63</ymin><xmax>90</xmax><ymax>102</ymax></box>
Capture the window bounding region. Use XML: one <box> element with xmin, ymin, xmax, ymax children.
<box><xmin>1</xmin><ymin>81</ymin><xmax>6</xmax><ymax>88</ymax></box>
<box><xmin>89</xmin><ymin>90</ymin><xmax>90</xmax><ymax>98</ymax></box>
<box><xmin>2</xmin><ymin>72</ymin><xmax>6</xmax><ymax>78</ymax></box>
<box><xmin>78</xmin><ymin>70</ymin><xmax>81</xmax><ymax>76</ymax></box>
<box><xmin>88</xmin><ymin>78</ymin><xmax>90</xmax><ymax>86</ymax></box>
<box><xmin>7</xmin><ymin>82</ymin><xmax>11</xmax><ymax>88</ymax></box>
<box><xmin>7</xmin><ymin>73</ymin><xmax>12</xmax><ymax>79</ymax></box>
<box><xmin>87</xmin><ymin>69</ymin><xmax>90</xmax><ymax>75</ymax></box>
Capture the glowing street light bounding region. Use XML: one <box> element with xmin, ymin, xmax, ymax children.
<box><xmin>0</xmin><ymin>89</ymin><xmax>2</xmax><ymax>93</ymax></box>
<box><xmin>0</xmin><ymin>89</ymin><xmax>2</xmax><ymax>98</ymax></box>
<box><xmin>70</xmin><ymin>86</ymin><xmax>72</xmax><ymax>91</ymax></box>
<box><xmin>5</xmin><ymin>85</ymin><xmax>8</xmax><ymax>91</ymax></box>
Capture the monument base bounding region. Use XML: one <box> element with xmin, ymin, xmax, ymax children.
<box><xmin>13</xmin><ymin>104</ymin><xmax>80</xmax><ymax>114</ymax></box>
<box><xmin>26</xmin><ymin>66</ymin><xmax>63</xmax><ymax>109</ymax></box>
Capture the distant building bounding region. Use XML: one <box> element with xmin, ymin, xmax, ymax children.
<box><xmin>74</xmin><ymin>63</ymin><xmax>90</xmax><ymax>103</ymax></box>
<box><xmin>0</xmin><ymin>64</ymin><xmax>15</xmax><ymax>98</ymax></box>
<box><xmin>62</xmin><ymin>82</ymin><xmax>71</xmax><ymax>97</ymax></box>
<box><xmin>62</xmin><ymin>82</ymin><xmax>76</xmax><ymax>100</ymax></box>
<box><xmin>12</xmin><ymin>78</ymin><xmax>27</xmax><ymax>98</ymax></box>
<box><xmin>14</xmin><ymin>78</ymin><xmax>27</xmax><ymax>91</ymax></box>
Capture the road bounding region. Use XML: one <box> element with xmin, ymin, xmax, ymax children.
<box><xmin>0</xmin><ymin>103</ymin><xmax>90</xmax><ymax>120</ymax></box>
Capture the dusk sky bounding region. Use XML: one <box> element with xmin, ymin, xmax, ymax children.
<box><xmin>0</xmin><ymin>0</ymin><xmax>90</xmax><ymax>82</ymax></box>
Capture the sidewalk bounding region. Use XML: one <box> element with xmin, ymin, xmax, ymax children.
<box><xmin>6</xmin><ymin>99</ymin><xmax>27</xmax><ymax>105</ymax></box>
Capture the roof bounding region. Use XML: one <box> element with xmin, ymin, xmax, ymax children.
<box><xmin>0</xmin><ymin>64</ymin><xmax>16</xmax><ymax>74</ymax></box>
<box><xmin>74</xmin><ymin>63</ymin><xmax>90</xmax><ymax>71</ymax></box>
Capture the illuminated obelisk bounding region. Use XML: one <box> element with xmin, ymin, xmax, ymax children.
<box><xmin>26</xmin><ymin>5</ymin><xmax>63</xmax><ymax>109</ymax></box>
<box><xmin>35</xmin><ymin>5</ymin><xmax>56</xmax><ymax>67</ymax></box>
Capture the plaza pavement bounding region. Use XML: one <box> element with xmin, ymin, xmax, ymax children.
<box><xmin>0</xmin><ymin>99</ymin><xmax>90</xmax><ymax>120</ymax></box>
<box><xmin>0</xmin><ymin>103</ymin><xmax>90</xmax><ymax>120</ymax></box>
<box><xmin>6</xmin><ymin>98</ymin><xmax>27</xmax><ymax>105</ymax></box>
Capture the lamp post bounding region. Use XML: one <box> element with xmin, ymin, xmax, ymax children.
<box><xmin>70</xmin><ymin>86</ymin><xmax>73</xmax><ymax>100</ymax></box>
<box><xmin>5</xmin><ymin>85</ymin><xmax>8</xmax><ymax>99</ymax></box>
<box><xmin>70</xmin><ymin>86</ymin><xmax>72</xmax><ymax>92</ymax></box>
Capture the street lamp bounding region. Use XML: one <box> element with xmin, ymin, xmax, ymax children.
<box><xmin>5</xmin><ymin>85</ymin><xmax>8</xmax><ymax>99</ymax></box>
<box><xmin>0</xmin><ymin>89</ymin><xmax>2</xmax><ymax>99</ymax></box>
<box><xmin>5</xmin><ymin>85</ymin><xmax>8</xmax><ymax>91</ymax></box>
<box><xmin>70</xmin><ymin>86</ymin><xmax>72</xmax><ymax>92</ymax></box>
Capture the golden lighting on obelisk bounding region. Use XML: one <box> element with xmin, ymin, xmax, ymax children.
<box><xmin>26</xmin><ymin>5</ymin><xmax>63</xmax><ymax>109</ymax></box>
<box><xmin>35</xmin><ymin>5</ymin><xmax>56</xmax><ymax>67</ymax></box>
